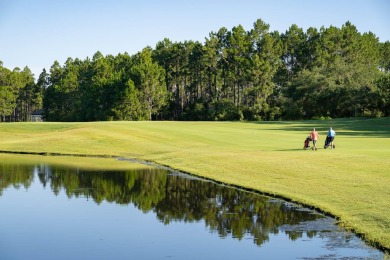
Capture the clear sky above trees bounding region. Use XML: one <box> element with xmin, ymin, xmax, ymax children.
<box><xmin>0</xmin><ymin>0</ymin><xmax>389</xmax><ymax>78</ymax></box>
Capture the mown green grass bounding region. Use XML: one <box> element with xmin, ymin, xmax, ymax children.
<box><xmin>0</xmin><ymin>118</ymin><xmax>389</xmax><ymax>250</ymax></box>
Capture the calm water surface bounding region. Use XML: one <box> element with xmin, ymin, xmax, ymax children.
<box><xmin>0</xmin><ymin>156</ymin><xmax>384</xmax><ymax>259</ymax></box>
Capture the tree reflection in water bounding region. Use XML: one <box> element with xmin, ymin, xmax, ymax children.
<box><xmin>0</xmin><ymin>161</ymin><xmax>323</xmax><ymax>247</ymax></box>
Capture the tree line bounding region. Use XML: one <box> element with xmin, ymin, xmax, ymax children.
<box><xmin>1</xmin><ymin>19</ymin><xmax>389</xmax><ymax>122</ymax></box>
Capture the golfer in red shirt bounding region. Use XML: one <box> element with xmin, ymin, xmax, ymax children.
<box><xmin>310</xmin><ymin>128</ymin><xmax>319</xmax><ymax>151</ymax></box>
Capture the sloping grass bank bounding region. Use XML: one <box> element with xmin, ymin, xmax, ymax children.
<box><xmin>0</xmin><ymin>118</ymin><xmax>389</xmax><ymax>250</ymax></box>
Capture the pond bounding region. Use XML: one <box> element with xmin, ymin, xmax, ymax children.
<box><xmin>0</xmin><ymin>154</ymin><xmax>384</xmax><ymax>259</ymax></box>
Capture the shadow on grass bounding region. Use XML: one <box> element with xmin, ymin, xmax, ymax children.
<box><xmin>250</xmin><ymin>117</ymin><xmax>390</xmax><ymax>138</ymax></box>
<box><xmin>274</xmin><ymin>148</ymin><xmax>313</xmax><ymax>151</ymax></box>
<box><xmin>274</xmin><ymin>147</ymin><xmax>334</xmax><ymax>151</ymax></box>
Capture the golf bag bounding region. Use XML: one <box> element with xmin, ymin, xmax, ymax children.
<box><xmin>303</xmin><ymin>136</ymin><xmax>312</xmax><ymax>150</ymax></box>
<box><xmin>324</xmin><ymin>136</ymin><xmax>335</xmax><ymax>149</ymax></box>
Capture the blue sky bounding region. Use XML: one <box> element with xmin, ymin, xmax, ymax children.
<box><xmin>1</xmin><ymin>0</ymin><xmax>389</xmax><ymax>78</ymax></box>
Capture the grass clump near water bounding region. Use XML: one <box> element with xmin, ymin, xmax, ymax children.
<box><xmin>0</xmin><ymin>117</ymin><xmax>389</xmax><ymax>250</ymax></box>
<box><xmin>0</xmin><ymin>153</ymin><xmax>151</xmax><ymax>171</ymax></box>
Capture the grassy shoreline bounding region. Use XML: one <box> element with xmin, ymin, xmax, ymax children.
<box><xmin>0</xmin><ymin>118</ymin><xmax>389</xmax><ymax>251</ymax></box>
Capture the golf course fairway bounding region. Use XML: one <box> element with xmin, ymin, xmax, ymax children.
<box><xmin>0</xmin><ymin>117</ymin><xmax>389</xmax><ymax>251</ymax></box>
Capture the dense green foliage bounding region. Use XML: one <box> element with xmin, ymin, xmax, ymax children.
<box><xmin>1</xmin><ymin>20</ymin><xmax>389</xmax><ymax>121</ymax></box>
<box><xmin>0</xmin><ymin>64</ymin><xmax>40</xmax><ymax>122</ymax></box>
